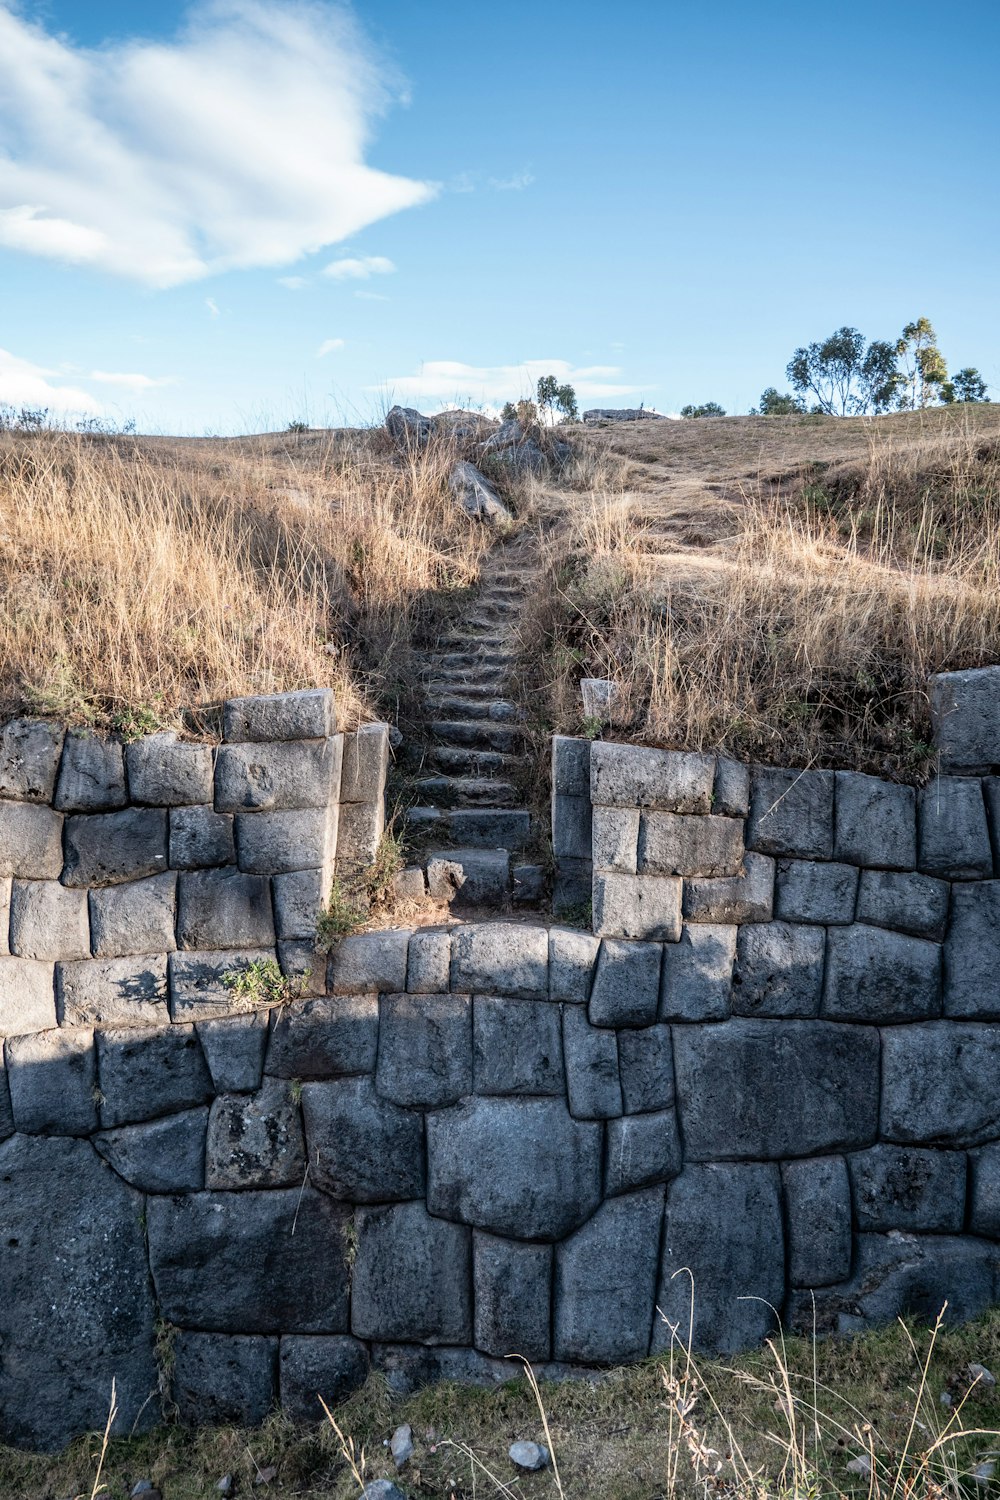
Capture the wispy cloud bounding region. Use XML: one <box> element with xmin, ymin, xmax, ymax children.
<box><xmin>0</xmin><ymin>348</ymin><xmax>101</xmax><ymax>414</ymax></box>
<box><xmin>446</xmin><ymin>169</ymin><xmax>535</xmax><ymax>195</ymax></box>
<box><xmin>323</xmin><ymin>255</ymin><xmax>395</xmax><ymax>281</ymax></box>
<box><xmin>0</xmin><ymin>2</ymin><xmax>434</xmax><ymax>287</ymax></box>
<box><xmin>354</xmin><ymin>289</ymin><xmax>389</xmax><ymax>301</ymax></box>
<box><xmin>488</xmin><ymin>171</ymin><xmax>535</xmax><ymax>191</ymax></box>
<box><xmin>316</xmin><ymin>338</ymin><xmax>345</xmax><ymax>357</ymax></box>
<box><xmin>378</xmin><ymin>359</ymin><xmax>641</xmax><ymax>407</ymax></box>
<box><xmin>205</xmin><ymin>298</ymin><xmax>220</xmax><ymax>318</ymax></box>
<box><xmin>89</xmin><ymin>370</ymin><xmax>176</xmax><ymax>390</ymax></box>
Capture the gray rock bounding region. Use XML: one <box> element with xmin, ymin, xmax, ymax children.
<box><xmin>732</xmin><ymin>921</ymin><xmax>825</xmax><ymax>1017</ymax></box>
<box><xmin>775</xmin><ymin>859</ymin><xmax>859</xmax><ymax>925</ymax></box>
<box><xmin>276</xmin><ymin>940</ymin><xmax>325</xmax><ymax>993</ymax></box>
<box><xmin>0</xmin><ymin>717</ymin><xmax>63</xmax><ymax>801</ymax></box>
<box><xmin>858</xmin><ymin>869</ymin><xmax>950</xmax><ymax>941</ymax></box>
<box><xmin>0</xmin><ymin>956</ymin><xmax>57</xmax><ymax>1035</ymax></box>
<box><xmin>126</xmin><ymin>732</ymin><xmax>214</xmax><ymax>806</ymax></box>
<box><xmin>849</xmin><ymin>1145</ymin><xmax>966</xmax><ymax>1232</ymax></box>
<box><xmin>551</xmin><ymin>856</ymin><xmax>593</xmax><ymax>918</ymax></box>
<box><xmin>450</xmin><ymin>922</ymin><xmax>548</xmax><ymax>998</ymax></box>
<box><xmin>617</xmin><ymin>1024</ymin><xmax>674</xmax><ymax>1113</ymax></box>
<box><xmin>54</xmin><ymin>732</ymin><xmax>127</xmax><ymax>812</ymax></box>
<box><xmin>370</xmin><ymin>1344</ymin><xmax>519</xmax><ymax>1394</ymax></box>
<box><xmin>279</xmin><ymin>1335</ymin><xmax>369</xmax><ymax>1422</ymax></box>
<box><xmin>674</xmin><ymin>1019</ymin><xmax>879</xmax><ymax>1160</ymax></box>
<box><xmin>929</xmin><ymin>665</ymin><xmax>1000</xmax><ymax>771</ymax></box>
<box><xmin>944</xmin><ymin>882</ymin><xmax>1000</xmax><ymax>1018</ymax></box>
<box><xmin>548</xmin><ymin>927</ymin><xmax>599</xmax><ymax>1002</ymax></box>
<box><xmin>352</xmin><ymin>1200</ymin><xmax>472</xmax><ymax>1343</ymax></box>
<box><xmin>583</xmin><ymin>407</ymin><xmax>669</xmax><ymax>423</ymax></box>
<box><xmin>301</xmin><ymin>1076</ymin><xmax>425</xmax><ymax>1202</ymax></box>
<box><xmin>267</xmin><ymin>995</ymin><xmax>378</xmax><ymax>1080</ymax></box>
<box><xmin>473</xmin><ymin>1232</ymin><xmax>552</xmax><ymax>1361</ymax></box>
<box><xmin>426</xmin><ymin>847</ymin><xmax>509</xmax><ymax>904</ymax></box>
<box><xmin>592</xmin><ymin>806</ymin><xmax>639</xmax><ymax>873</ymax></box>
<box><xmin>362</xmin><ymin>1484</ymin><xmax>407</xmax><ymax>1500</ymax></box>
<box><xmin>590</xmin><ymin>742</ymin><xmax>715</xmax><ymax>813</ymax></box>
<box><xmin>97</xmin><ymin>1023</ymin><xmax>213</xmax><ymax>1127</ymax></box>
<box><xmin>223</xmin><ymin>688</ymin><xmax>337</xmax><ymax>744</ymax></box>
<box><xmin>390</xmin><ymin>1423</ymin><xmax>414</xmax><ymax>1469</ymax></box>
<box><xmin>713</xmin><ymin>757</ymin><xmax>750</xmax><ymax>817</ymax></box>
<box><xmin>58</xmin><ymin>953</ymin><xmax>169</xmax><ymax>1028</ymax></box>
<box><xmin>589</xmin><ymin>937</ymin><xmax>662</xmax><ymax>1026</ymax></box>
<box><xmin>880</xmin><ymin>1022</ymin><xmax>1000</xmax><ymax>1146</ymax></box>
<box><xmin>336</xmin><ymin>800</ymin><xmax>383</xmax><ymax>876</ymax></box>
<box><xmin>427</xmin><ymin>1095</ymin><xmax>602</xmax><ymax>1239</ymax></box>
<box><xmin>509</xmin><ymin>1441</ymin><xmax>549</xmax><ymax>1472</ymax></box>
<box><xmin>340</xmin><ymin>723</ymin><xmax>389</xmax><ymax>804</ymax></box>
<box><xmin>197</xmin><ymin>1011</ymin><xmax>268</xmax><ymax>1092</ymax></box>
<box><xmin>329</xmin><ymin>929</ymin><xmax>410</xmax><ymax>995</ymax></box>
<box><xmin>177</xmin><ymin>867</ymin><xmax>275</xmax><ymax>950</ymax></box>
<box><xmin>172</xmin><ymin>1332</ymin><xmax>277</xmax><ymax>1426</ymax></box>
<box><xmin>512</xmin><ymin>862</ymin><xmax>545</xmax><ymax>904</ymax></box>
<box><xmin>473</xmin><ymin>995</ymin><xmax>564</xmax><ymax>1095</ymax></box>
<box><xmin>552</xmin><ymin>793</ymin><xmax>591</xmax><ymax>860</ymax></box>
<box><xmin>9</xmin><ymin>879</ymin><xmax>90</xmax><ymax>960</ymax></box>
<box><xmin>592</xmin><ymin>872</ymin><xmax>682</xmax><ymax>941</ymax></box>
<box><xmin>781</xmin><ymin>1156</ymin><xmax>852</xmax><ymax>1287</ymax></box>
<box><xmin>580</xmin><ymin>676</ymin><xmax>624</xmax><ymax>723</ymax></box>
<box><xmin>552</xmin><ymin>735</ymin><xmax>591</xmax><ymax>797</ymax></box>
<box><xmin>555</xmin><ymin>1187</ymin><xmax>664</xmax><ymax>1363</ymax></box>
<box><xmin>919</xmin><ymin>778</ymin><xmax>993</xmax><ymax>879</ymax></box>
<box><xmin>638</xmin><ymin>812</ymin><xmax>744</xmax><ymax>877</ymax></box>
<box><xmin>659</xmin><ymin>923</ymin><xmax>735</xmax><ymax>1020</ymax></box>
<box><xmin>169</xmin><ymin>804</ymin><xmax>236</xmax><ymax>868</ymax></box>
<box><xmin>0</xmin><ymin>877</ymin><xmax>8</xmax><ymax>957</ymax></box>
<box><xmin>822</xmin><ymin>924</ymin><xmax>941</xmax><ymax>1022</ymax></box>
<box><xmin>747</xmin><ymin>767</ymin><xmax>834</xmax><ymax>859</ymax></box>
<box><xmin>148</xmin><ymin>1186</ymin><xmax>350</xmax><ymax>1332</ymax></box>
<box><xmin>214</xmin><ymin>738</ymin><xmax>341</xmax><ymax>813</ymax></box>
<box><xmin>271</xmin><ymin>868</ymin><xmax>324</xmax><ymax>941</ymax></box>
<box><xmin>63</xmin><ymin>807</ymin><xmax>168</xmax><ymax>887</ymax></box>
<box><xmin>0</xmin><ymin>801</ymin><xmax>64</xmax><ymax>879</ymax></box>
<box><xmin>0</xmin><ymin>1050</ymin><xmax>13</xmax><ymax>1142</ymax></box>
<box><xmin>385</xmin><ymin>404</ymin><xmax>435</xmax><ymax>444</ymax></box>
<box><xmin>448</xmin><ymin>461</ymin><xmax>512</xmax><ymax>525</ymax></box>
<box><xmin>605</xmin><ymin>1110</ymin><xmax>682</xmax><ymax>1195</ymax></box>
<box><xmin>653</xmin><ymin>1163</ymin><xmax>784</xmax><ymax>1354</ymax></box>
<box><xmin>970</xmin><ymin>1142</ymin><xmax>1000</xmax><ymax>1236</ymax></box>
<box><xmin>562</xmin><ymin>1006</ymin><xmax>623</xmax><ymax>1119</ymax></box>
<box><xmin>394</xmin><ymin>865</ymin><xmax>427</xmax><ymax>903</ymax></box>
<box><xmin>0</xmin><ymin>1134</ymin><xmax>157</xmax><ymax>1451</ymax></box>
<box><xmin>168</xmin><ymin>948</ymin><xmax>277</xmax><ymax>1022</ymax></box>
<box><xmin>206</xmin><ymin>1077</ymin><xmax>306</xmax><ymax>1188</ymax></box>
<box><xmin>406</xmin><ymin>929</ymin><xmax>451</xmax><ymax>993</ymax></box>
<box><xmin>89</xmin><ymin>872</ymin><xmax>177</xmax><ymax>958</ymax></box>
<box><xmin>94</xmin><ymin>1107</ymin><xmax>208</xmax><ymax>1192</ymax></box>
<box><xmin>376</xmin><ymin>992</ymin><xmax>472</xmax><ymax>1107</ymax></box>
<box><xmin>5</xmin><ymin>1027</ymin><xmax>96</xmax><ymax>1135</ymax></box>
<box><xmin>683</xmin><ymin>851</ymin><xmax>774</xmax><ymax>924</ymax></box>
<box><xmin>834</xmin><ymin>771</ymin><xmax>916</xmax><ymax>869</ymax></box>
<box><xmin>235</xmin><ymin>807</ymin><xmax>337</xmax><ymax>875</ymax></box>
<box><xmin>986</xmin><ymin>778</ymin><xmax>1000</xmax><ymax>867</ymax></box>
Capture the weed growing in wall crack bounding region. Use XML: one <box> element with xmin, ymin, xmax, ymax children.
<box><xmin>222</xmin><ymin>958</ymin><xmax>301</xmax><ymax>1007</ymax></box>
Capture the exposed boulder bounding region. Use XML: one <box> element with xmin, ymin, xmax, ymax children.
<box><xmin>448</xmin><ymin>462</ymin><xmax>512</xmax><ymax>525</ymax></box>
<box><xmin>385</xmin><ymin>406</ymin><xmax>435</xmax><ymax>445</ymax></box>
<box><xmin>583</xmin><ymin>408</ymin><xmax>668</xmax><ymax>423</ymax></box>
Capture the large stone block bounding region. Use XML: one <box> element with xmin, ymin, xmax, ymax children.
<box><xmin>473</xmin><ymin>1232</ymin><xmax>552</xmax><ymax>1361</ymax></box>
<box><xmin>0</xmin><ymin>1135</ymin><xmax>157</xmax><ymax>1451</ymax></box>
<box><xmin>215</xmin><ymin>738</ymin><xmax>341</xmax><ymax>813</ymax></box>
<box><xmin>177</xmin><ymin>867</ymin><xmax>274</xmax><ymax>949</ymax></box>
<box><xmin>206</xmin><ymin>1076</ymin><xmax>307</xmax><ymax>1188</ymax></box>
<box><xmin>617</xmin><ymin>1024</ymin><xmax>674</xmax><ymax>1113</ymax></box>
<box><xmin>224</xmin><ymin>688</ymin><xmax>337</xmax><ymax>743</ymax></box>
<box><xmin>555</xmin><ymin>1187</ymin><xmax>664</xmax><ymax>1363</ymax></box>
<box><xmin>0</xmin><ymin>1050</ymin><xmax>12</xmax><ymax>1141</ymax></box>
<box><xmin>732</xmin><ymin>921</ymin><xmax>824</xmax><ymax>1018</ymax></box>
<box><xmin>638</xmin><ymin>812</ymin><xmax>743</xmax><ymax>878</ymax></box>
<box><xmin>58</xmin><ymin>953</ymin><xmax>169</xmax><ymax>1027</ymax></box>
<box><xmin>714</xmin><ymin>757</ymin><xmax>750</xmax><ymax>817</ymax></box>
<box><xmin>929</xmin><ymin>665</ymin><xmax>1000</xmax><ymax>771</ymax></box>
<box><xmin>6</xmin><ymin>1026</ymin><xmax>96</xmax><ymax>1136</ymax></box>
<box><xmin>54</xmin><ymin>732</ymin><xmax>127</xmax><ymax>812</ymax></box>
<box><xmin>0</xmin><ymin>801</ymin><xmax>64</xmax><ymax>879</ymax></box>
<box><xmin>857</xmin><ymin>869</ymin><xmax>950</xmax><ymax>941</ymax></box>
<box><xmin>370</xmin><ymin>1344</ymin><xmax>515</xmax><ymax>1395</ymax></box>
<box><xmin>236</xmin><ymin>807</ymin><xmax>337</xmax><ymax>875</ymax></box>
<box><xmin>683</xmin><ymin>851</ymin><xmax>774</xmax><ymax>924</ymax></box>
<box><xmin>272</xmin><ymin>868</ymin><xmax>324</xmax><ymax>941</ymax></box>
<box><xmin>97</xmin><ymin>1023</ymin><xmax>213</xmax><ymax>1127</ymax></box>
<box><xmin>775</xmin><ymin>859</ymin><xmax>858</xmax><ymax>925</ymax></box>
<box><xmin>605</xmin><ymin>1110</ymin><xmax>682</xmax><ymax>1195</ymax></box>
<box><xmin>552</xmin><ymin>735</ymin><xmax>591</xmax><ymax>797</ymax></box>
<box><xmin>834</xmin><ymin>771</ymin><xmax>916</xmax><ymax>869</ymax></box>
<box><xmin>747</xmin><ymin>767</ymin><xmax>834</xmax><ymax>859</ymax></box>
<box><xmin>653</xmin><ymin>1163</ymin><xmax>784</xmax><ymax>1355</ymax></box>
<box><xmin>0</xmin><ymin>877</ymin><xmax>7</xmax><ymax>957</ymax></box>
<box><xmin>9</xmin><ymin>879</ymin><xmax>90</xmax><ymax>961</ymax></box>
<box><xmin>552</xmin><ymin>793</ymin><xmax>592</xmax><ymax>861</ymax></box>
<box><xmin>822</xmin><ymin>924</ymin><xmax>941</xmax><ymax>1022</ymax></box>
<box><xmin>267</xmin><ymin>994</ymin><xmax>378</xmax><ymax>1078</ymax></box>
<box><xmin>590</xmin><ymin>741</ymin><xmax>715</xmax><ymax>813</ymax></box>
<box><xmin>352</xmin><ymin>1201</ymin><xmax>472</xmax><ymax>1344</ymax></box>
<box><xmin>880</xmin><ymin>1021</ymin><xmax>1000</xmax><ymax>1146</ymax></box>
<box><xmin>674</xmin><ymin>1019</ymin><xmax>879</xmax><ymax>1160</ymax></box>
<box><xmin>376</xmin><ymin>992</ymin><xmax>472</xmax><ymax>1107</ymax></box>
<box><xmin>148</xmin><ymin>1186</ymin><xmax>350</xmax><ymax>1333</ymax></box>
<box><xmin>197</xmin><ymin>1011</ymin><xmax>268</xmax><ymax>1093</ymax></box>
<box><xmin>89</xmin><ymin>871</ymin><xmax>177</xmax><ymax>958</ymax></box>
<box><xmin>168</xmin><ymin>804</ymin><xmax>236</xmax><ymax>869</ymax></box>
<box><xmin>659</xmin><ymin>923</ymin><xmax>735</xmax><ymax>1021</ymax></box>
<box><xmin>0</xmin><ymin>956</ymin><xmax>56</xmax><ymax>1035</ymax></box>
<box><xmin>427</xmin><ymin>1095</ymin><xmax>602</xmax><ymax>1239</ymax></box>
<box><xmin>781</xmin><ymin>1156</ymin><xmax>852</xmax><ymax>1288</ymax></box>
<box><xmin>126</xmin><ymin>732</ymin><xmax>214</xmax><ymax>807</ymax></box>
<box><xmin>279</xmin><ymin>1335</ymin><xmax>369</xmax><ymax>1423</ymax></box>
<box><xmin>169</xmin><ymin>948</ymin><xmax>277</xmax><ymax>1022</ymax></box>
<box><xmin>970</xmin><ymin>1142</ymin><xmax>1000</xmax><ymax>1237</ymax></box>
<box><xmin>944</xmin><ymin>882</ymin><xmax>1000</xmax><ymax>1018</ymax></box>
<box><xmin>562</xmin><ymin>1006</ymin><xmax>623</xmax><ymax>1119</ymax></box>
<box><xmin>918</xmin><ymin>777</ymin><xmax>993</xmax><ymax>879</ymax></box>
<box><xmin>336</xmin><ymin>802</ymin><xmax>382</xmax><ymax>874</ymax></box>
<box><xmin>94</xmin><ymin>1107</ymin><xmax>208</xmax><ymax>1192</ymax></box>
<box><xmin>301</xmin><ymin>1076</ymin><xmax>425</xmax><ymax>1202</ymax></box>
<box><xmin>340</xmin><ymin>723</ymin><xmax>388</xmax><ymax>803</ymax></box>
<box><xmin>548</xmin><ymin>927</ymin><xmax>599</xmax><ymax>1002</ymax></box>
<box><xmin>0</xmin><ymin>717</ymin><xmax>63</xmax><ymax>802</ymax></box>
<box><xmin>987</xmin><ymin>777</ymin><xmax>1000</xmax><ymax>868</ymax></box>
<box><xmin>450</xmin><ymin>922</ymin><xmax>548</xmax><ymax>998</ymax></box>
<box><xmin>589</xmin><ymin>937</ymin><xmax>662</xmax><ymax>1026</ymax></box>
<box><xmin>426</xmin><ymin>847</ymin><xmax>508</xmax><ymax>904</ymax></box>
<box><xmin>473</xmin><ymin>995</ymin><xmax>564</xmax><ymax>1095</ymax></box>
<box><xmin>172</xmin><ymin>1332</ymin><xmax>278</xmax><ymax>1427</ymax></box>
<box><xmin>406</xmin><ymin>928</ymin><xmax>451</xmax><ymax>993</ymax></box>
<box><xmin>328</xmin><ymin>928</ymin><xmax>410</xmax><ymax>994</ymax></box>
<box><xmin>591</xmin><ymin>805</ymin><xmax>639</xmax><ymax>873</ymax></box>
<box><xmin>848</xmin><ymin>1145</ymin><xmax>966</xmax><ymax>1232</ymax></box>
<box><xmin>63</xmin><ymin>807</ymin><xmax>168</xmax><ymax>887</ymax></box>
<box><xmin>551</xmin><ymin>856</ymin><xmax>593</xmax><ymax>918</ymax></box>
<box><xmin>592</xmin><ymin>871</ymin><xmax>681</xmax><ymax>941</ymax></box>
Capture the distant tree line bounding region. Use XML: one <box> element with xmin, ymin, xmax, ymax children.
<box><xmin>502</xmin><ymin>375</ymin><xmax>578</xmax><ymax>426</ymax></box>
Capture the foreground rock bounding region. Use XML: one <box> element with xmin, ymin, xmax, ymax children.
<box><xmin>448</xmin><ymin>462</ymin><xmax>513</xmax><ymax>525</ymax></box>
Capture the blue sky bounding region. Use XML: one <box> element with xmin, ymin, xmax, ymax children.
<box><xmin>1</xmin><ymin>0</ymin><xmax>998</xmax><ymax>433</ymax></box>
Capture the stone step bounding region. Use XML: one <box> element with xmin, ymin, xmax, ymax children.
<box><xmin>425</xmin><ymin>847</ymin><xmax>510</xmax><ymax>905</ymax></box>
<box><xmin>423</xmin><ymin>681</ymin><xmax>510</xmax><ymax>703</ymax></box>
<box><xmin>405</xmin><ymin>806</ymin><xmax>532</xmax><ymax>850</ymax></box>
<box><xmin>435</xmin><ymin>633</ymin><xmax>510</xmax><ymax>652</ymax></box>
<box><xmin>428</xmin><ymin>720</ymin><xmax>521</xmax><ymax>752</ymax></box>
<box><xmin>425</xmin><ymin>650</ymin><xmax>515</xmax><ymax>672</ymax></box>
<box><xmin>413</xmin><ymin>776</ymin><xmax>518</xmax><ymax>807</ymax></box>
<box><xmin>422</xmin><ymin>694</ymin><xmax>518</xmax><ymax>722</ymax></box>
<box><xmin>429</xmin><ymin>746</ymin><xmax>517</xmax><ymax>775</ymax></box>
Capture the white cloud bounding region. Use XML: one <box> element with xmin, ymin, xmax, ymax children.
<box><xmin>89</xmin><ymin>370</ymin><xmax>176</xmax><ymax>390</ymax></box>
<box><xmin>0</xmin><ymin>2</ymin><xmax>434</xmax><ymax>287</ymax></box>
<box><xmin>0</xmin><ymin>348</ymin><xmax>101</xmax><ymax>414</ymax></box>
<box><xmin>323</xmin><ymin>254</ymin><xmax>395</xmax><ymax>280</ymax></box>
<box><xmin>205</xmin><ymin>298</ymin><xmax>220</xmax><ymax>318</ymax></box>
<box><xmin>316</xmin><ymin>338</ymin><xmax>345</xmax><ymax>357</ymax></box>
<box><xmin>488</xmin><ymin>171</ymin><xmax>534</xmax><ymax>191</ymax></box>
<box><xmin>278</xmin><ymin>275</ymin><xmax>307</xmax><ymax>290</ymax></box>
<box><xmin>378</xmin><ymin>359</ymin><xmax>642</xmax><ymax>407</ymax></box>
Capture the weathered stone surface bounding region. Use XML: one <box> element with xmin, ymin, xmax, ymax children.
<box><xmin>340</xmin><ymin>723</ymin><xmax>388</xmax><ymax>804</ymax></box>
<box><xmin>370</xmin><ymin>1344</ymin><xmax>518</xmax><ymax>1395</ymax></box>
<box><xmin>336</xmin><ymin>800</ymin><xmax>382</xmax><ymax>873</ymax></box>
<box><xmin>352</xmin><ymin>1201</ymin><xmax>472</xmax><ymax>1343</ymax></box>
<box><xmin>58</xmin><ymin>953</ymin><xmax>169</xmax><ymax>1027</ymax></box>
<box><xmin>90</xmin><ymin>872</ymin><xmax>177</xmax><ymax>958</ymax></box>
<box><xmin>94</xmin><ymin>1107</ymin><xmax>208</xmax><ymax>1192</ymax></box>
<box><xmin>9</xmin><ymin>878</ymin><xmax>90</xmax><ymax>960</ymax></box>
<box><xmin>376</xmin><ymin>992</ymin><xmax>472</xmax><ymax>1107</ymax></box>
<box><xmin>406</xmin><ymin>929</ymin><xmax>451</xmax><ymax>993</ymax></box>
<box><xmin>0</xmin><ymin>800</ymin><xmax>64</xmax><ymax>879</ymax></box>
<box><xmin>427</xmin><ymin>847</ymin><xmax>508</xmax><ymax>904</ymax></box>
<box><xmin>944</xmin><ymin>882</ymin><xmax>1000</xmax><ymax>1018</ymax></box>
<box><xmin>857</xmin><ymin>869</ymin><xmax>950</xmax><ymax>941</ymax></box>
<box><xmin>929</xmin><ymin>665</ymin><xmax>1000</xmax><ymax>771</ymax></box>
<box><xmin>386</xmin><ymin>404</ymin><xmax>435</xmax><ymax>443</ymax></box>
<box><xmin>236</xmin><ymin>807</ymin><xmax>336</xmax><ymax>875</ymax></box>
<box><xmin>394</xmin><ymin>865</ymin><xmax>427</xmax><ymax>903</ymax></box>
<box><xmin>268</xmin><ymin>869</ymin><xmax>322</xmax><ymax>940</ymax></box>
<box><xmin>149</xmin><ymin>1187</ymin><xmax>350</xmax><ymax>1332</ymax></box>
<box><xmin>552</xmin><ymin>793</ymin><xmax>592</xmax><ymax>860</ymax></box>
<box><xmin>98</xmin><ymin>1023</ymin><xmax>213</xmax><ymax>1127</ymax></box>
<box><xmin>0</xmin><ymin>717</ymin><xmax>63</xmax><ymax>802</ymax></box>
<box><xmin>177</xmin><ymin>867</ymin><xmax>274</xmax><ymax>950</ymax></box>
<box><xmin>276</xmin><ymin>940</ymin><xmax>325</xmax><ymax>993</ymax></box>
<box><xmin>0</xmin><ymin>877</ymin><xmax>8</xmax><ymax>957</ymax></box>
<box><xmin>781</xmin><ymin>1156</ymin><xmax>852</xmax><ymax>1288</ymax></box>
<box><xmin>6</xmin><ymin>1027</ymin><xmax>96</xmax><ymax>1135</ymax></box>
<box><xmin>169</xmin><ymin>804</ymin><xmax>236</xmax><ymax>868</ymax></box>
<box><xmin>279</xmin><ymin>1335</ymin><xmax>370</xmax><ymax>1423</ymax></box>
<box><xmin>713</xmin><ymin>757</ymin><xmax>750</xmax><ymax>819</ymax></box>
<box><xmin>563</xmin><ymin>1006</ymin><xmax>623</xmax><ymax>1119</ymax></box>
<box><xmin>552</xmin><ymin>736</ymin><xmax>591</xmax><ymax>798</ymax></box>
<box><xmin>683</xmin><ymin>851</ymin><xmax>774</xmax><ymax>924</ymax></box>
<box><xmin>224</xmin><ymin>688</ymin><xmax>336</xmax><ymax>744</ymax></box>
<box><xmin>987</xmin><ymin>777</ymin><xmax>1000</xmax><ymax>868</ymax></box>
<box><xmin>653</xmin><ymin>1163</ymin><xmax>784</xmax><ymax>1354</ymax></box>
<box><xmin>54</xmin><ymin>732</ymin><xmax>127</xmax><ymax>812</ymax></box>
<box><xmin>169</xmin><ymin>948</ymin><xmax>276</xmax><ymax>1022</ymax></box>
<box><xmin>126</xmin><ymin>731</ymin><xmax>214</xmax><ymax>806</ymax></box>
<box><xmin>589</xmin><ymin>938</ymin><xmax>662</xmax><ymax>1026</ymax></box>
<box><xmin>880</xmin><ymin>1022</ymin><xmax>1000</xmax><ymax>1146</ymax></box>
<box><xmin>449</xmin><ymin>461</ymin><xmax>512</xmax><ymax>524</ymax></box>
<box><xmin>659</xmin><ymin>923</ymin><xmax>735</xmax><ymax>1021</ymax></box>
<box><xmin>834</xmin><ymin>771</ymin><xmax>916</xmax><ymax>869</ymax></box>
<box><xmin>639</xmin><ymin>812</ymin><xmax>744</xmax><ymax>877</ymax></box>
<box><xmin>197</xmin><ymin>1011</ymin><xmax>268</xmax><ymax>1092</ymax></box>
<box><xmin>592</xmin><ymin>806</ymin><xmax>639</xmax><ymax>872</ymax></box>
<box><xmin>919</xmin><ymin>778</ymin><xmax>993</xmax><ymax>879</ymax></box>
<box><xmin>970</xmin><ymin>1142</ymin><xmax>1000</xmax><ymax>1237</ymax></box>
<box><xmin>674</xmin><ymin>1019</ymin><xmax>879</xmax><ymax>1160</ymax></box>
<box><xmin>329</xmin><ymin>929</ymin><xmax>410</xmax><ymax>996</ymax></box>
<box><xmin>267</xmin><ymin>994</ymin><xmax>378</xmax><ymax>1079</ymax></box>
<box><xmin>591</xmin><ymin>742</ymin><xmax>715</xmax><ymax>813</ymax></box>
<box><xmin>549</xmin><ymin>927</ymin><xmax>599</xmax><ymax>1002</ymax></box>
<box><xmin>775</xmin><ymin>859</ymin><xmax>859</xmax><ymax>925</ymax></box>
<box><xmin>207</xmin><ymin>1077</ymin><xmax>306</xmax><ymax>1188</ymax></box>
<box><xmin>63</xmin><ymin>807</ymin><xmax>168</xmax><ymax>887</ymax></box>
<box><xmin>617</xmin><ymin>1024</ymin><xmax>674</xmax><ymax>1113</ymax></box>
<box><xmin>172</xmin><ymin>1332</ymin><xmax>277</xmax><ymax>1426</ymax></box>
<box><xmin>592</xmin><ymin>872</ymin><xmax>681</xmax><ymax>941</ymax></box>
<box><xmin>822</xmin><ymin>924</ymin><xmax>941</xmax><ymax>1022</ymax></box>
<box><xmin>473</xmin><ymin>1232</ymin><xmax>552</xmax><ymax>1361</ymax></box>
<box><xmin>473</xmin><ymin>995</ymin><xmax>564</xmax><ymax>1095</ymax></box>
<box><xmin>301</xmin><ymin>1076</ymin><xmax>425</xmax><ymax>1202</ymax></box>
<box><xmin>551</xmin><ymin>856</ymin><xmax>593</xmax><ymax>918</ymax></box>
<box><xmin>747</xmin><ymin>767</ymin><xmax>834</xmax><ymax>859</ymax></box>
<box><xmin>450</xmin><ymin>922</ymin><xmax>548</xmax><ymax>999</ymax></box>
<box><xmin>0</xmin><ymin>956</ymin><xmax>56</xmax><ymax>1035</ymax></box>
<box><xmin>0</xmin><ymin>1050</ymin><xmax>13</xmax><ymax>1141</ymax></box>
<box><xmin>0</xmin><ymin>1134</ymin><xmax>157</xmax><ymax>1451</ymax></box>
<box><xmin>732</xmin><ymin>921</ymin><xmax>825</xmax><ymax>1018</ymax></box>
<box><xmin>605</xmin><ymin>1111</ymin><xmax>682</xmax><ymax>1195</ymax></box>
<box><xmin>555</xmin><ymin>1187</ymin><xmax>664</xmax><ymax>1363</ymax></box>
<box><xmin>427</xmin><ymin>1095</ymin><xmax>602</xmax><ymax>1239</ymax></box>
<box><xmin>215</xmin><ymin>738</ymin><xmax>341</xmax><ymax>813</ymax></box>
<box><xmin>849</xmin><ymin>1145</ymin><xmax>966</xmax><ymax>1232</ymax></box>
